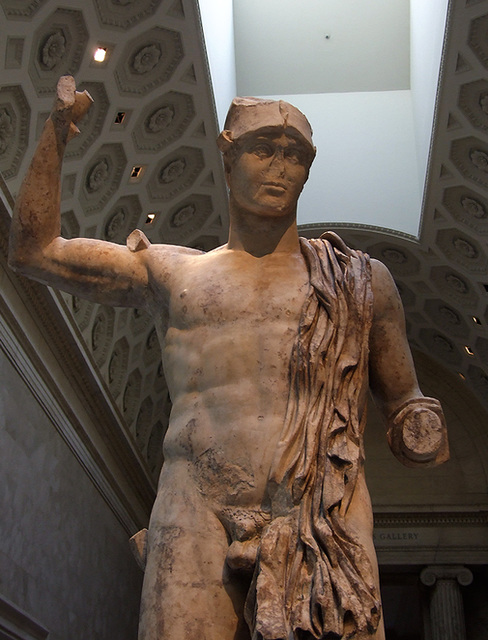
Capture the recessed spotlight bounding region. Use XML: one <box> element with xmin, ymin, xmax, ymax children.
<box><xmin>458</xmin><ymin>372</ymin><xmax>466</xmax><ymax>380</ymax></box>
<box><xmin>128</xmin><ymin>164</ymin><xmax>146</xmax><ymax>183</ymax></box>
<box><xmin>114</xmin><ymin>111</ymin><xmax>126</xmax><ymax>125</ymax></box>
<box><xmin>94</xmin><ymin>47</ymin><xmax>107</xmax><ymax>62</ymax></box>
<box><xmin>472</xmin><ymin>316</ymin><xmax>482</xmax><ymax>325</ymax></box>
<box><xmin>464</xmin><ymin>345</ymin><xmax>475</xmax><ymax>356</ymax></box>
<box><xmin>145</xmin><ymin>213</ymin><xmax>156</xmax><ymax>224</ymax></box>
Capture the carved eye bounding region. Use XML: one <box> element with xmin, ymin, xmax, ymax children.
<box><xmin>284</xmin><ymin>147</ymin><xmax>304</xmax><ymax>164</ymax></box>
<box><xmin>252</xmin><ymin>142</ymin><xmax>273</xmax><ymax>159</ymax></box>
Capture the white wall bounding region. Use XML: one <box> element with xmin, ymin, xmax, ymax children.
<box><xmin>261</xmin><ymin>91</ymin><xmax>421</xmax><ymax>236</ymax></box>
<box><xmin>233</xmin><ymin>0</ymin><xmax>410</xmax><ymax>96</ymax></box>
<box><xmin>198</xmin><ymin>0</ymin><xmax>449</xmax><ymax>236</ymax></box>
<box><xmin>197</xmin><ymin>0</ymin><xmax>237</xmax><ymax>127</ymax></box>
<box><xmin>410</xmin><ymin>0</ymin><xmax>449</xmax><ymax>189</ymax></box>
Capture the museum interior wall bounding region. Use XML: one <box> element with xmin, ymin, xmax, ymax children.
<box><xmin>0</xmin><ymin>348</ymin><xmax>143</xmax><ymax>640</ymax></box>
<box><xmin>0</xmin><ymin>1</ymin><xmax>487</xmax><ymax>639</ymax></box>
<box><xmin>0</xmin><ymin>191</ymin><xmax>149</xmax><ymax>639</ymax></box>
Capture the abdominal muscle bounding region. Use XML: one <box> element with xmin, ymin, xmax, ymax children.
<box><xmin>160</xmin><ymin>317</ymin><xmax>299</xmax><ymax>510</ymax></box>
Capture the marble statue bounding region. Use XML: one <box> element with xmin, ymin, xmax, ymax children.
<box><xmin>9</xmin><ymin>76</ymin><xmax>449</xmax><ymax>640</ymax></box>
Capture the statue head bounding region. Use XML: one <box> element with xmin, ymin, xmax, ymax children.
<box><xmin>217</xmin><ymin>97</ymin><xmax>316</xmax><ymax>174</ymax></box>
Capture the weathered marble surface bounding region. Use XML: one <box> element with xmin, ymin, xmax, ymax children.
<box><xmin>9</xmin><ymin>78</ymin><xmax>448</xmax><ymax>640</ymax></box>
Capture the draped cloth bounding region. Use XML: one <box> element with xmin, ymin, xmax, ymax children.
<box><xmin>244</xmin><ymin>233</ymin><xmax>381</xmax><ymax>639</ymax></box>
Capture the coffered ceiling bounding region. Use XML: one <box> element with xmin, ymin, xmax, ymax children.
<box><xmin>0</xmin><ymin>0</ymin><xmax>487</xmax><ymax>480</ymax></box>
<box><xmin>0</xmin><ymin>0</ymin><xmax>230</xmax><ymax>478</ymax></box>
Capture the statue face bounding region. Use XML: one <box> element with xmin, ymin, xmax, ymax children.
<box><xmin>227</xmin><ymin>131</ymin><xmax>309</xmax><ymax>219</ymax></box>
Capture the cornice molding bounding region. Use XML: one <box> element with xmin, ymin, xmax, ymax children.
<box><xmin>0</xmin><ymin>594</ymin><xmax>49</xmax><ymax>640</ymax></box>
<box><xmin>374</xmin><ymin>511</ymin><xmax>488</xmax><ymax>528</ymax></box>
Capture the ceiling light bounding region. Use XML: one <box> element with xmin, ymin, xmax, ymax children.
<box><xmin>145</xmin><ymin>213</ymin><xmax>156</xmax><ymax>224</ymax></box>
<box><xmin>458</xmin><ymin>372</ymin><xmax>466</xmax><ymax>380</ymax></box>
<box><xmin>128</xmin><ymin>164</ymin><xmax>146</xmax><ymax>183</ymax></box>
<box><xmin>114</xmin><ymin>111</ymin><xmax>126</xmax><ymax>125</ymax></box>
<box><xmin>464</xmin><ymin>346</ymin><xmax>475</xmax><ymax>356</ymax></box>
<box><xmin>94</xmin><ymin>47</ymin><xmax>107</xmax><ymax>62</ymax></box>
<box><xmin>472</xmin><ymin>316</ymin><xmax>482</xmax><ymax>325</ymax></box>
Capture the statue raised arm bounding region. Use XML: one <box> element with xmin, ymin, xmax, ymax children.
<box><xmin>8</xmin><ymin>75</ymin><xmax>197</xmax><ymax>310</ymax></box>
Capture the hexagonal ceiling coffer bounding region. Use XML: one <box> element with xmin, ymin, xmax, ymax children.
<box><xmin>442</xmin><ymin>185</ymin><xmax>488</xmax><ymax>233</ymax></box>
<box><xmin>419</xmin><ymin>328</ymin><xmax>463</xmax><ymax>366</ymax></box>
<box><xmin>459</xmin><ymin>79</ymin><xmax>488</xmax><ymax>134</ymax></box>
<box><xmin>436</xmin><ymin>228</ymin><xmax>488</xmax><ymax>273</ymax></box>
<box><xmin>469</xmin><ymin>12</ymin><xmax>488</xmax><ymax>71</ymax></box>
<box><xmin>0</xmin><ymin>0</ymin><xmax>47</xmax><ymax>19</ymax></box>
<box><xmin>102</xmin><ymin>195</ymin><xmax>143</xmax><ymax>243</ymax></box>
<box><xmin>91</xmin><ymin>306</ymin><xmax>115</xmax><ymax>368</ymax></box>
<box><xmin>29</xmin><ymin>8</ymin><xmax>88</xmax><ymax>95</ymax></box>
<box><xmin>0</xmin><ymin>85</ymin><xmax>30</xmax><ymax>180</ymax></box>
<box><xmin>65</xmin><ymin>82</ymin><xmax>110</xmax><ymax>160</ymax></box>
<box><xmin>368</xmin><ymin>241</ymin><xmax>420</xmax><ymax>277</ymax></box>
<box><xmin>467</xmin><ymin>365</ymin><xmax>488</xmax><ymax>407</ymax></box>
<box><xmin>129</xmin><ymin>306</ymin><xmax>152</xmax><ymax>335</ymax></box>
<box><xmin>61</xmin><ymin>210</ymin><xmax>80</xmax><ymax>240</ymax></box>
<box><xmin>135</xmin><ymin>396</ymin><xmax>154</xmax><ymax>451</ymax></box>
<box><xmin>108</xmin><ymin>337</ymin><xmax>130</xmax><ymax>400</ymax></box>
<box><xmin>132</xmin><ymin>91</ymin><xmax>195</xmax><ymax>153</ymax></box>
<box><xmin>430</xmin><ymin>266</ymin><xmax>479</xmax><ymax>308</ymax></box>
<box><xmin>147</xmin><ymin>146</ymin><xmax>204</xmax><ymax>202</ymax></box>
<box><xmin>114</xmin><ymin>27</ymin><xmax>184</xmax><ymax>96</ymax></box>
<box><xmin>475</xmin><ymin>336</ymin><xmax>488</xmax><ymax>364</ymax></box>
<box><xmin>123</xmin><ymin>368</ymin><xmax>142</xmax><ymax>426</ymax></box>
<box><xmin>423</xmin><ymin>299</ymin><xmax>471</xmax><ymax>338</ymax></box>
<box><xmin>80</xmin><ymin>143</ymin><xmax>127</xmax><ymax>214</ymax></box>
<box><xmin>93</xmin><ymin>0</ymin><xmax>163</xmax><ymax>29</ymax></box>
<box><xmin>147</xmin><ymin>420</ymin><xmax>166</xmax><ymax>479</ymax></box>
<box><xmin>450</xmin><ymin>137</ymin><xmax>488</xmax><ymax>189</ymax></box>
<box><xmin>68</xmin><ymin>288</ymin><xmax>95</xmax><ymax>331</ymax></box>
<box><xmin>158</xmin><ymin>194</ymin><xmax>214</xmax><ymax>244</ymax></box>
<box><xmin>143</xmin><ymin>327</ymin><xmax>160</xmax><ymax>366</ymax></box>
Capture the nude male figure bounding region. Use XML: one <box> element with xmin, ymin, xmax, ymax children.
<box><xmin>9</xmin><ymin>76</ymin><xmax>448</xmax><ymax>640</ymax></box>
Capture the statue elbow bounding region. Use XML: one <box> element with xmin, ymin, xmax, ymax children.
<box><xmin>8</xmin><ymin>244</ymin><xmax>44</xmax><ymax>279</ymax></box>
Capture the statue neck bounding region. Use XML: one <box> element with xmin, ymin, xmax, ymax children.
<box><xmin>227</xmin><ymin>206</ymin><xmax>301</xmax><ymax>258</ymax></box>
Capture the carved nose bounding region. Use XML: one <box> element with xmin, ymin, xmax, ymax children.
<box><xmin>269</xmin><ymin>151</ymin><xmax>286</xmax><ymax>176</ymax></box>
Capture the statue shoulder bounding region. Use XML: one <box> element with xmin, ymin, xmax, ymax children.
<box><xmin>126</xmin><ymin>228</ymin><xmax>206</xmax><ymax>264</ymax></box>
<box><xmin>125</xmin><ymin>230</ymin><xmax>210</xmax><ymax>307</ymax></box>
<box><xmin>370</xmin><ymin>258</ymin><xmax>400</xmax><ymax>309</ymax></box>
<box><xmin>305</xmin><ymin>230</ymin><xmax>369</xmax><ymax>263</ymax></box>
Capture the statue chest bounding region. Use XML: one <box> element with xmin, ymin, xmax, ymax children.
<box><xmin>167</xmin><ymin>254</ymin><xmax>310</xmax><ymax>330</ymax></box>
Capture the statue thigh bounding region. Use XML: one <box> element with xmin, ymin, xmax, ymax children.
<box><xmin>137</xmin><ymin>466</ymin><xmax>250</xmax><ymax>640</ymax></box>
